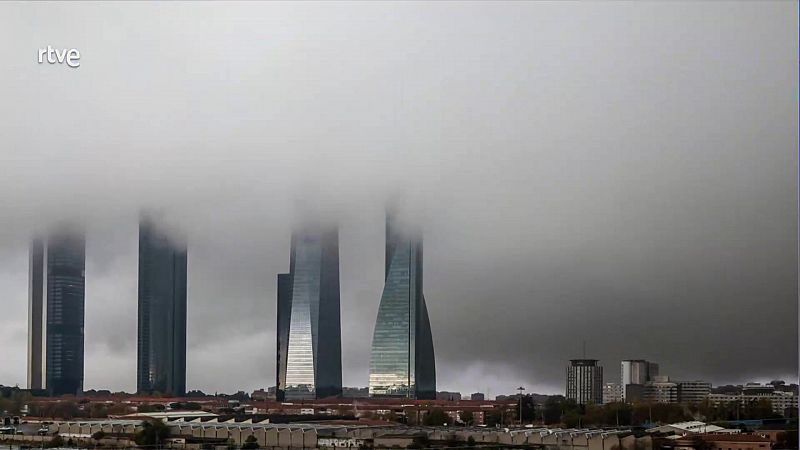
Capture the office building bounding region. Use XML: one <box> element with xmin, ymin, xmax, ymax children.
<box><xmin>470</xmin><ymin>392</ymin><xmax>485</xmax><ymax>401</ymax></box>
<box><xmin>621</xmin><ymin>359</ymin><xmax>659</xmax><ymax>401</ymax></box>
<box><xmin>677</xmin><ymin>380</ymin><xmax>712</xmax><ymax>403</ymax></box>
<box><xmin>280</xmin><ymin>224</ymin><xmax>342</xmax><ymax>400</ymax></box>
<box><xmin>368</xmin><ymin>208</ymin><xmax>436</xmax><ymax>399</ymax></box>
<box><xmin>642</xmin><ymin>376</ymin><xmax>678</xmax><ymax>403</ymax></box>
<box><xmin>708</xmin><ymin>384</ymin><xmax>799</xmax><ymax>414</ymax></box>
<box><xmin>341</xmin><ymin>387</ymin><xmax>369</xmax><ymax>398</ymax></box>
<box><xmin>436</xmin><ymin>391</ymin><xmax>462</xmax><ymax>401</ymax></box>
<box><xmin>27</xmin><ymin>229</ymin><xmax>86</xmax><ymax>396</ymax></box>
<box><xmin>137</xmin><ymin>215</ymin><xmax>188</xmax><ymax>396</ymax></box>
<box><xmin>566</xmin><ymin>359</ymin><xmax>603</xmax><ymax>405</ymax></box>
<box><xmin>603</xmin><ymin>382</ymin><xmax>623</xmax><ymax>404</ymax></box>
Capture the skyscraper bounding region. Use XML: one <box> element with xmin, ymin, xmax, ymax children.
<box><xmin>280</xmin><ymin>225</ymin><xmax>342</xmax><ymax>400</ymax></box>
<box><xmin>566</xmin><ymin>359</ymin><xmax>603</xmax><ymax>405</ymax></box>
<box><xmin>368</xmin><ymin>209</ymin><xmax>436</xmax><ymax>399</ymax></box>
<box><xmin>275</xmin><ymin>272</ymin><xmax>293</xmax><ymax>401</ymax></box>
<box><xmin>137</xmin><ymin>215</ymin><xmax>187</xmax><ymax>396</ymax></box>
<box><xmin>28</xmin><ymin>229</ymin><xmax>86</xmax><ymax>396</ymax></box>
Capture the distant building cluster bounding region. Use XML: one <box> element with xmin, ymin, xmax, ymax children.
<box><xmin>707</xmin><ymin>382</ymin><xmax>799</xmax><ymax>414</ymax></box>
<box><xmin>566</xmin><ymin>358</ymin><xmax>798</xmax><ymax>414</ymax></box>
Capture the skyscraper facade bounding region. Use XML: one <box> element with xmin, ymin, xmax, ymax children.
<box><xmin>28</xmin><ymin>230</ymin><xmax>86</xmax><ymax>396</ymax></box>
<box><xmin>368</xmin><ymin>210</ymin><xmax>436</xmax><ymax>399</ymax></box>
<box><xmin>275</xmin><ymin>272</ymin><xmax>293</xmax><ymax>401</ymax></box>
<box><xmin>566</xmin><ymin>359</ymin><xmax>603</xmax><ymax>405</ymax></box>
<box><xmin>137</xmin><ymin>216</ymin><xmax>188</xmax><ymax>396</ymax></box>
<box><xmin>280</xmin><ymin>225</ymin><xmax>342</xmax><ymax>400</ymax></box>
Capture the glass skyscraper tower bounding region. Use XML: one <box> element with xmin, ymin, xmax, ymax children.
<box><xmin>277</xmin><ymin>225</ymin><xmax>342</xmax><ymax>400</ymax></box>
<box><xmin>28</xmin><ymin>229</ymin><xmax>86</xmax><ymax>396</ymax></box>
<box><xmin>368</xmin><ymin>210</ymin><xmax>436</xmax><ymax>399</ymax></box>
<box><xmin>137</xmin><ymin>215</ymin><xmax>188</xmax><ymax>396</ymax></box>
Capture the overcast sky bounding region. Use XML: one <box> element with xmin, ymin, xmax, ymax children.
<box><xmin>0</xmin><ymin>2</ymin><xmax>797</xmax><ymax>397</ymax></box>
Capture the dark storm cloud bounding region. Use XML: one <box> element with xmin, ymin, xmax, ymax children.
<box><xmin>0</xmin><ymin>2</ymin><xmax>796</xmax><ymax>396</ymax></box>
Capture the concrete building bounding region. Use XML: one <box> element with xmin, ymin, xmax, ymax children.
<box><xmin>603</xmin><ymin>383</ymin><xmax>623</xmax><ymax>404</ymax></box>
<box><xmin>677</xmin><ymin>381</ymin><xmax>711</xmax><ymax>403</ymax></box>
<box><xmin>566</xmin><ymin>359</ymin><xmax>603</xmax><ymax>405</ymax></box>
<box><xmin>665</xmin><ymin>434</ymin><xmax>770</xmax><ymax>450</ymax></box>
<box><xmin>29</xmin><ymin>418</ymin><xmax>652</xmax><ymax>450</ymax></box>
<box><xmin>621</xmin><ymin>360</ymin><xmax>659</xmax><ymax>401</ymax></box>
<box><xmin>643</xmin><ymin>376</ymin><xmax>678</xmax><ymax>404</ymax></box>
<box><xmin>470</xmin><ymin>392</ymin><xmax>485</xmax><ymax>401</ymax></box>
<box><xmin>707</xmin><ymin>384</ymin><xmax>798</xmax><ymax>414</ymax></box>
<box><xmin>341</xmin><ymin>387</ymin><xmax>369</xmax><ymax>398</ymax></box>
<box><xmin>436</xmin><ymin>391</ymin><xmax>462</xmax><ymax>401</ymax></box>
<box><xmin>647</xmin><ymin>420</ymin><xmax>731</xmax><ymax>435</ymax></box>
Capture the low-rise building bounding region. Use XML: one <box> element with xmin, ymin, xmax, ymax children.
<box><xmin>707</xmin><ymin>383</ymin><xmax>798</xmax><ymax>414</ymax></box>
<box><xmin>677</xmin><ymin>381</ymin><xmax>711</xmax><ymax>404</ymax></box>
<box><xmin>643</xmin><ymin>376</ymin><xmax>678</xmax><ymax>404</ymax></box>
<box><xmin>436</xmin><ymin>391</ymin><xmax>462</xmax><ymax>401</ymax></box>
<box><xmin>665</xmin><ymin>433</ymin><xmax>770</xmax><ymax>450</ymax></box>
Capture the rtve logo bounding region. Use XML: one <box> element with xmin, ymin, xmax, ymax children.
<box><xmin>38</xmin><ymin>46</ymin><xmax>80</xmax><ymax>68</ymax></box>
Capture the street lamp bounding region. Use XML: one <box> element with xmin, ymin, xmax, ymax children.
<box><xmin>517</xmin><ymin>387</ymin><xmax>525</xmax><ymax>427</ymax></box>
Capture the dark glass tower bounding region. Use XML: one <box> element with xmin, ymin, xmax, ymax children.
<box><xmin>137</xmin><ymin>216</ymin><xmax>187</xmax><ymax>396</ymax></box>
<box><xmin>28</xmin><ymin>230</ymin><xmax>86</xmax><ymax>396</ymax></box>
<box><xmin>280</xmin><ymin>225</ymin><xmax>342</xmax><ymax>400</ymax></box>
<box><xmin>369</xmin><ymin>210</ymin><xmax>436</xmax><ymax>399</ymax></box>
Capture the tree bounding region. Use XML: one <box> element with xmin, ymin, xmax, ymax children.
<box><xmin>134</xmin><ymin>419</ymin><xmax>171</xmax><ymax>447</ymax></box>
<box><xmin>518</xmin><ymin>395</ymin><xmax>538</xmax><ymax>423</ymax></box>
<box><xmin>92</xmin><ymin>431</ymin><xmax>107</xmax><ymax>441</ymax></box>
<box><xmin>542</xmin><ymin>396</ymin><xmax>579</xmax><ymax>425</ymax></box>
<box><xmin>563</xmin><ymin>411</ymin><xmax>580</xmax><ymax>428</ymax></box>
<box><xmin>46</xmin><ymin>435</ymin><xmax>64</xmax><ymax>448</ymax></box>
<box><xmin>423</xmin><ymin>408</ymin><xmax>451</xmax><ymax>426</ymax></box>
<box><xmin>460</xmin><ymin>410</ymin><xmax>474</xmax><ymax>426</ymax></box>
<box><xmin>743</xmin><ymin>399</ymin><xmax>777</xmax><ymax>419</ymax></box>
<box><xmin>775</xmin><ymin>430</ymin><xmax>799</xmax><ymax>449</ymax></box>
<box><xmin>90</xmin><ymin>403</ymin><xmax>109</xmax><ymax>418</ymax></box>
<box><xmin>137</xmin><ymin>403</ymin><xmax>164</xmax><ymax>413</ymax></box>
<box><xmin>242</xmin><ymin>435</ymin><xmax>260</xmax><ymax>450</ymax></box>
<box><xmin>408</xmin><ymin>436</ymin><xmax>430</xmax><ymax>449</ymax></box>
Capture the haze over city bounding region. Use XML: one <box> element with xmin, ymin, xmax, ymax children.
<box><xmin>0</xmin><ymin>1</ymin><xmax>797</xmax><ymax>397</ymax></box>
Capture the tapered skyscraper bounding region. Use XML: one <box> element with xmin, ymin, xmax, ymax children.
<box><xmin>137</xmin><ymin>215</ymin><xmax>187</xmax><ymax>396</ymax></box>
<box><xmin>28</xmin><ymin>229</ymin><xmax>86</xmax><ymax>396</ymax></box>
<box><xmin>278</xmin><ymin>224</ymin><xmax>342</xmax><ymax>400</ymax></box>
<box><xmin>369</xmin><ymin>209</ymin><xmax>436</xmax><ymax>399</ymax></box>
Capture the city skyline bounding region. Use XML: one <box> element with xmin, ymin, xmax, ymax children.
<box><xmin>5</xmin><ymin>206</ymin><xmax>794</xmax><ymax>397</ymax></box>
<box><xmin>0</xmin><ymin>2</ymin><xmax>796</xmax><ymax>396</ymax></box>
